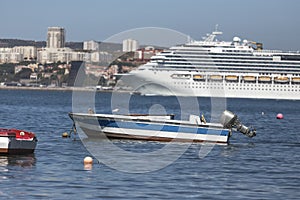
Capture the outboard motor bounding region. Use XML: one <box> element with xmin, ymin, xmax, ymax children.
<box><xmin>220</xmin><ymin>110</ymin><xmax>256</xmax><ymax>138</ymax></box>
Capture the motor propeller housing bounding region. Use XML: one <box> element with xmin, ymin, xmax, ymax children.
<box><xmin>220</xmin><ymin>110</ymin><xmax>256</xmax><ymax>138</ymax></box>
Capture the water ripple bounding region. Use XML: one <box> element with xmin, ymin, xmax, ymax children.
<box><xmin>0</xmin><ymin>90</ymin><xmax>299</xmax><ymax>199</ymax></box>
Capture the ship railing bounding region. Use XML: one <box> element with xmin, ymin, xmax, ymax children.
<box><xmin>255</xmin><ymin>50</ymin><xmax>300</xmax><ymax>54</ymax></box>
<box><xmin>254</xmin><ymin>50</ymin><xmax>282</xmax><ymax>54</ymax></box>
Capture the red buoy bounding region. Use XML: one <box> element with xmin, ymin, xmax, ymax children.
<box><xmin>276</xmin><ymin>113</ymin><xmax>283</xmax><ymax>119</ymax></box>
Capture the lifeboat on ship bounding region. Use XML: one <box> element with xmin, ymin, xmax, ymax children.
<box><xmin>242</xmin><ymin>76</ymin><xmax>256</xmax><ymax>82</ymax></box>
<box><xmin>274</xmin><ymin>76</ymin><xmax>289</xmax><ymax>84</ymax></box>
<box><xmin>258</xmin><ymin>76</ymin><xmax>272</xmax><ymax>83</ymax></box>
<box><xmin>193</xmin><ymin>74</ymin><xmax>205</xmax><ymax>81</ymax></box>
<box><xmin>291</xmin><ymin>77</ymin><xmax>300</xmax><ymax>84</ymax></box>
<box><xmin>225</xmin><ymin>75</ymin><xmax>238</xmax><ymax>82</ymax></box>
<box><xmin>209</xmin><ymin>75</ymin><xmax>223</xmax><ymax>81</ymax></box>
<box><xmin>0</xmin><ymin>129</ymin><xmax>37</xmax><ymax>155</ymax></box>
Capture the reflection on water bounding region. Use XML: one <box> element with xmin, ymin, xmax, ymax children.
<box><xmin>0</xmin><ymin>154</ymin><xmax>36</xmax><ymax>183</ymax></box>
<box><xmin>0</xmin><ymin>154</ymin><xmax>36</xmax><ymax>168</ymax></box>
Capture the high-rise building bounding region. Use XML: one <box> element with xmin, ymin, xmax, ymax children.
<box><xmin>122</xmin><ymin>39</ymin><xmax>139</xmax><ymax>52</ymax></box>
<box><xmin>47</xmin><ymin>27</ymin><xmax>65</xmax><ymax>49</ymax></box>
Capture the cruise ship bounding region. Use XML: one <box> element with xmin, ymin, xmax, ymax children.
<box><xmin>120</xmin><ymin>29</ymin><xmax>300</xmax><ymax>100</ymax></box>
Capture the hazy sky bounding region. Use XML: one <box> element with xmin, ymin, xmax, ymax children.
<box><xmin>1</xmin><ymin>0</ymin><xmax>300</xmax><ymax>50</ymax></box>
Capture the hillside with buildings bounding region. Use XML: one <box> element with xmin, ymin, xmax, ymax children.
<box><xmin>0</xmin><ymin>26</ymin><xmax>162</xmax><ymax>89</ymax></box>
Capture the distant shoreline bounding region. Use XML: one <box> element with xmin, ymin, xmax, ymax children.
<box><xmin>0</xmin><ymin>86</ymin><xmax>77</xmax><ymax>92</ymax></box>
<box><xmin>0</xmin><ymin>86</ymin><xmax>130</xmax><ymax>93</ymax></box>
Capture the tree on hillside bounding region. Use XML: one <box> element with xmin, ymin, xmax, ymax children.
<box><xmin>14</xmin><ymin>68</ymin><xmax>32</xmax><ymax>80</ymax></box>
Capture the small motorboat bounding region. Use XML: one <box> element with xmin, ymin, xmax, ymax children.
<box><xmin>0</xmin><ymin>129</ymin><xmax>37</xmax><ymax>154</ymax></box>
<box><xmin>69</xmin><ymin>110</ymin><xmax>256</xmax><ymax>144</ymax></box>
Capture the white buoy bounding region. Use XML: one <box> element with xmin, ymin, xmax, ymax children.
<box><xmin>83</xmin><ymin>156</ymin><xmax>93</xmax><ymax>170</ymax></box>
<box><xmin>84</xmin><ymin>156</ymin><xmax>93</xmax><ymax>164</ymax></box>
<box><xmin>83</xmin><ymin>156</ymin><xmax>93</xmax><ymax>164</ymax></box>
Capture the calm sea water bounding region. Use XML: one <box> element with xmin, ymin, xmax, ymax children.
<box><xmin>0</xmin><ymin>89</ymin><xmax>299</xmax><ymax>199</ymax></box>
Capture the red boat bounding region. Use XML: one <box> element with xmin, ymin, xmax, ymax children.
<box><xmin>0</xmin><ymin>129</ymin><xmax>37</xmax><ymax>154</ymax></box>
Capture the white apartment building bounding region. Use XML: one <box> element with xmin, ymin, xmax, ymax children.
<box><xmin>12</xmin><ymin>46</ymin><xmax>37</xmax><ymax>60</ymax></box>
<box><xmin>0</xmin><ymin>52</ymin><xmax>22</xmax><ymax>63</ymax></box>
<box><xmin>37</xmin><ymin>47</ymin><xmax>88</xmax><ymax>64</ymax></box>
<box><xmin>0</xmin><ymin>46</ymin><xmax>36</xmax><ymax>63</ymax></box>
<box><xmin>83</xmin><ymin>40</ymin><xmax>99</xmax><ymax>51</ymax></box>
<box><xmin>90</xmin><ymin>51</ymin><xmax>113</xmax><ymax>63</ymax></box>
<box><xmin>122</xmin><ymin>39</ymin><xmax>139</xmax><ymax>52</ymax></box>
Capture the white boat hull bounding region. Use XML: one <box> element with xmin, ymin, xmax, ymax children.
<box><xmin>0</xmin><ymin>136</ymin><xmax>37</xmax><ymax>154</ymax></box>
<box><xmin>70</xmin><ymin>113</ymin><xmax>230</xmax><ymax>144</ymax></box>
<box><xmin>79</xmin><ymin>124</ymin><xmax>228</xmax><ymax>144</ymax></box>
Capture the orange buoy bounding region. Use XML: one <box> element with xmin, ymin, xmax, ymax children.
<box><xmin>62</xmin><ymin>132</ymin><xmax>69</xmax><ymax>138</ymax></box>
<box><xmin>276</xmin><ymin>113</ymin><xmax>283</xmax><ymax>119</ymax></box>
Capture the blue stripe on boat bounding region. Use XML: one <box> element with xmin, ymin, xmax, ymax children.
<box><xmin>96</xmin><ymin>119</ymin><xmax>228</xmax><ymax>136</ymax></box>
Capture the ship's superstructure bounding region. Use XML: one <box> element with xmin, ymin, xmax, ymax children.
<box><xmin>121</xmin><ymin>29</ymin><xmax>300</xmax><ymax>99</ymax></box>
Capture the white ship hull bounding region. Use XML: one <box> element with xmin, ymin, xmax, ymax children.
<box><xmin>122</xmin><ymin>70</ymin><xmax>300</xmax><ymax>100</ymax></box>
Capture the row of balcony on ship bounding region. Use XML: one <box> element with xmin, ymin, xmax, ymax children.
<box><xmin>172</xmin><ymin>74</ymin><xmax>300</xmax><ymax>84</ymax></box>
